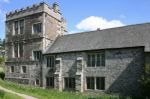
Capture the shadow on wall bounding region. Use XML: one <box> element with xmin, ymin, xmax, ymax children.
<box><xmin>106</xmin><ymin>54</ymin><xmax>144</xmax><ymax>97</ymax></box>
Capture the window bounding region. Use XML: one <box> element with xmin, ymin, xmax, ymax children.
<box><xmin>19</xmin><ymin>43</ymin><xmax>23</xmax><ymax>57</ymax></box>
<box><xmin>19</xmin><ymin>20</ymin><xmax>24</xmax><ymax>34</ymax></box>
<box><xmin>33</xmin><ymin>23</ymin><xmax>42</xmax><ymax>33</ymax></box>
<box><xmin>14</xmin><ymin>43</ymin><xmax>23</xmax><ymax>58</ymax></box>
<box><xmin>47</xmin><ymin>56</ymin><xmax>55</xmax><ymax>67</ymax></box>
<box><xmin>14</xmin><ymin>43</ymin><xmax>19</xmax><ymax>57</ymax></box>
<box><xmin>86</xmin><ymin>77</ymin><xmax>94</xmax><ymax>89</ymax></box>
<box><xmin>96</xmin><ymin>77</ymin><xmax>105</xmax><ymax>90</ymax></box>
<box><xmin>35</xmin><ymin>79</ymin><xmax>40</xmax><ymax>85</ymax></box>
<box><xmin>14</xmin><ymin>21</ymin><xmax>19</xmax><ymax>35</ymax></box>
<box><xmin>64</xmin><ymin>77</ymin><xmax>75</xmax><ymax>90</ymax></box>
<box><xmin>33</xmin><ymin>51</ymin><xmax>42</xmax><ymax>61</ymax></box>
<box><xmin>86</xmin><ymin>77</ymin><xmax>105</xmax><ymax>90</ymax></box>
<box><xmin>46</xmin><ymin>77</ymin><xmax>54</xmax><ymax>88</ymax></box>
<box><xmin>21</xmin><ymin>66</ymin><xmax>27</xmax><ymax>74</ymax></box>
<box><xmin>87</xmin><ymin>52</ymin><xmax>105</xmax><ymax>67</ymax></box>
<box><xmin>10</xmin><ymin>66</ymin><xmax>14</xmax><ymax>73</ymax></box>
<box><xmin>14</xmin><ymin>19</ymin><xmax>25</xmax><ymax>35</ymax></box>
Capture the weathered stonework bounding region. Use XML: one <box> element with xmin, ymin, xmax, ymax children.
<box><xmin>5</xmin><ymin>2</ymin><xmax>66</xmax><ymax>86</ymax></box>
<box><xmin>43</xmin><ymin>47</ymin><xmax>144</xmax><ymax>96</ymax></box>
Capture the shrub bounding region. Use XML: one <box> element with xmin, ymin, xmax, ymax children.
<box><xmin>0</xmin><ymin>67</ymin><xmax>5</xmax><ymax>80</ymax></box>
<box><xmin>140</xmin><ymin>64</ymin><xmax>150</xmax><ymax>98</ymax></box>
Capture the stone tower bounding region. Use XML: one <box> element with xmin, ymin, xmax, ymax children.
<box><xmin>5</xmin><ymin>2</ymin><xmax>66</xmax><ymax>86</ymax></box>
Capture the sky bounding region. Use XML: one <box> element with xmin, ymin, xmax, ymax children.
<box><xmin>0</xmin><ymin>0</ymin><xmax>150</xmax><ymax>39</ymax></box>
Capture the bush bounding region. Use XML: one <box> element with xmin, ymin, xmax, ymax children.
<box><xmin>0</xmin><ymin>67</ymin><xmax>5</xmax><ymax>80</ymax></box>
<box><xmin>140</xmin><ymin>64</ymin><xmax>150</xmax><ymax>98</ymax></box>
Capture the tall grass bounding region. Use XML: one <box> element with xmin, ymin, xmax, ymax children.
<box><xmin>0</xmin><ymin>79</ymin><xmax>134</xmax><ymax>99</ymax></box>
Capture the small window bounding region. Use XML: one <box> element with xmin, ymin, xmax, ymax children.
<box><xmin>14</xmin><ymin>21</ymin><xmax>19</xmax><ymax>35</ymax></box>
<box><xmin>19</xmin><ymin>19</ymin><xmax>24</xmax><ymax>34</ymax></box>
<box><xmin>33</xmin><ymin>51</ymin><xmax>42</xmax><ymax>61</ymax></box>
<box><xmin>64</xmin><ymin>77</ymin><xmax>75</xmax><ymax>90</ymax></box>
<box><xmin>19</xmin><ymin>43</ymin><xmax>23</xmax><ymax>57</ymax></box>
<box><xmin>86</xmin><ymin>77</ymin><xmax>94</xmax><ymax>89</ymax></box>
<box><xmin>14</xmin><ymin>19</ymin><xmax>25</xmax><ymax>35</ymax></box>
<box><xmin>86</xmin><ymin>77</ymin><xmax>105</xmax><ymax>90</ymax></box>
<box><xmin>46</xmin><ymin>77</ymin><xmax>54</xmax><ymax>88</ymax></box>
<box><xmin>10</xmin><ymin>66</ymin><xmax>14</xmax><ymax>73</ymax></box>
<box><xmin>35</xmin><ymin>79</ymin><xmax>40</xmax><ymax>85</ymax></box>
<box><xmin>87</xmin><ymin>52</ymin><xmax>105</xmax><ymax>67</ymax></box>
<box><xmin>13</xmin><ymin>43</ymin><xmax>23</xmax><ymax>58</ymax></box>
<box><xmin>47</xmin><ymin>56</ymin><xmax>55</xmax><ymax>67</ymax></box>
<box><xmin>21</xmin><ymin>66</ymin><xmax>27</xmax><ymax>74</ymax></box>
<box><xmin>33</xmin><ymin>23</ymin><xmax>42</xmax><ymax>33</ymax></box>
<box><xmin>96</xmin><ymin>77</ymin><xmax>105</xmax><ymax>90</ymax></box>
<box><xmin>14</xmin><ymin>43</ymin><xmax>19</xmax><ymax>57</ymax></box>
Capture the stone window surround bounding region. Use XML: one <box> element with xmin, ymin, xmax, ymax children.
<box><xmin>85</xmin><ymin>76</ymin><xmax>105</xmax><ymax>91</ymax></box>
<box><xmin>21</xmin><ymin>66</ymin><xmax>27</xmax><ymax>74</ymax></box>
<box><xmin>86</xmin><ymin>52</ymin><xmax>105</xmax><ymax>68</ymax></box>
<box><xmin>35</xmin><ymin>79</ymin><xmax>40</xmax><ymax>86</ymax></box>
<box><xmin>12</xmin><ymin>43</ymin><xmax>24</xmax><ymax>58</ymax></box>
<box><xmin>63</xmin><ymin>77</ymin><xmax>75</xmax><ymax>90</ymax></box>
<box><xmin>32</xmin><ymin>22</ymin><xmax>42</xmax><ymax>34</ymax></box>
<box><xmin>13</xmin><ymin>19</ymin><xmax>25</xmax><ymax>35</ymax></box>
<box><xmin>46</xmin><ymin>55</ymin><xmax>55</xmax><ymax>68</ymax></box>
<box><xmin>32</xmin><ymin>50</ymin><xmax>42</xmax><ymax>61</ymax></box>
<box><xmin>10</xmin><ymin>66</ymin><xmax>15</xmax><ymax>73</ymax></box>
<box><xmin>46</xmin><ymin>76</ymin><xmax>54</xmax><ymax>88</ymax></box>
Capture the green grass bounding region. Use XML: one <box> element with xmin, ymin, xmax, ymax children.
<box><xmin>0</xmin><ymin>79</ymin><xmax>134</xmax><ymax>99</ymax></box>
<box><xmin>0</xmin><ymin>90</ymin><xmax>23</xmax><ymax>99</ymax></box>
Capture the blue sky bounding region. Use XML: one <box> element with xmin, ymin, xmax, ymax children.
<box><xmin>0</xmin><ymin>0</ymin><xmax>150</xmax><ymax>39</ymax></box>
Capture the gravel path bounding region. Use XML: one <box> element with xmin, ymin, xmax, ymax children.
<box><xmin>0</xmin><ymin>86</ymin><xmax>38</xmax><ymax>99</ymax></box>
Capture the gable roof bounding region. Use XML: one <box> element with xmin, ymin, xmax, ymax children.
<box><xmin>44</xmin><ymin>23</ymin><xmax>150</xmax><ymax>54</ymax></box>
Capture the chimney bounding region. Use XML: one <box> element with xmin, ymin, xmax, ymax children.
<box><xmin>97</xmin><ymin>28</ymin><xmax>101</xmax><ymax>31</ymax></box>
<box><xmin>52</xmin><ymin>2</ymin><xmax>59</xmax><ymax>13</ymax></box>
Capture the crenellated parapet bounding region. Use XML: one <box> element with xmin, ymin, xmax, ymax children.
<box><xmin>6</xmin><ymin>2</ymin><xmax>62</xmax><ymax>21</ymax></box>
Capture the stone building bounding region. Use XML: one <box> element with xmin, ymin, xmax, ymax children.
<box><xmin>5</xmin><ymin>2</ymin><xmax>150</xmax><ymax>97</ymax></box>
<box><xmin>5</xmin><ymin>2</ymin><xmax>66</xmax><ymax>86</ymax></box>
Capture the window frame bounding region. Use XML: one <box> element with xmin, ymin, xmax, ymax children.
<box><xmin>35</xmin><ymin>79</ymin><xmax>40</xmax><ymax>86</ymax></box>
<box><xmin>10</xmin><ymin>66</ymin><xmax>15</xmax><ymax>73</ymax></box>
<box><xmin>64</xmin><ymin>77</ymin><xmax>75</xmax><ymax>90</ymax></box>
<box><xmin>46</xmin><ymin>77</ymin><xmax>54</xmax><ymax>88</ymax></box>
<box><xmin>13</xmin><ymin>19</ymin><xmax>25</xmax><ymax>35</ymax></box>
<box><xmin>32</xmin><ymin>50</ymin><xmax>42</xmax><ymax>61</ymax></box>
<box><xmin>13</xmin><ymin>42</ymin><xmax>24</xmax><ymax>58</ymax></box>
<box><xmin>87</xmin><ymin>52</ymin><xmax>105</xmax><ymax>67</ymax></box>
<box><xmin>86</xmin><ymin>77</ymin><xmax>105</xmax><ymax>91</ymax></box>
<box><xmin>46</xmin><ymin>55</ymin><xmax>55</xmax><ymax>68</ymax></box>
<box><xmin>32</xmin><ymin>22</ymin><xmax>42</xmax><ymax>34</ymax></box>
<box><xmin>21</xmin><ymin>66</ymin><xmax>27</xmax><ymax>74</ymax></box>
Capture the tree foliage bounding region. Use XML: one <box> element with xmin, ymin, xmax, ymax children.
<box><xmin>140</xmin><ymin>64</ymin><xmax>150</xmax><ymax>98</ymax></box>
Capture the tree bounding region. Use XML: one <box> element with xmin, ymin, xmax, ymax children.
<box><xmin>140</xmin><ymin>64</ymin><xmax>150</xmax><ymax>98</ymax></box>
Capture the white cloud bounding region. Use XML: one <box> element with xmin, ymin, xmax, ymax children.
<box><xmin>76</xmin><ymin>16</ymin><xmax>125</xmax><ymax>31</ymax></box>
<box><xmin>3</xmin><ymin>0</ymin><xmax>10</xmax><ymax>3</ymax></box>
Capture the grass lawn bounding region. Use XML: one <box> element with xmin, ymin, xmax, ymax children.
<box><xmin>0</xmin><ymin>79</ymin><xmax>138</xmax><ymax>99</ymax></box>
<box><xmin>0</xmin><ymin>90</ymin><xmax>23</xmax><ymax>99</ymax></box>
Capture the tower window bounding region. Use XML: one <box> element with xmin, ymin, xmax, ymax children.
<box><xmin>33</xmin><ymin>23</ymin><xmax>42</xmax><ymax>33</ymax></box>
<box><xmin>10</xmin><ymin>66</ymin><xmax>14</xmax><ymax>73</ymax></box>
<box><xmin>14</xmin><ymin>19</ymin><xmax>25</xmax><ymax>35</ymax></box>
<box><xmin>33</xmin><ymin>51</ymin><xmax>42</xmax><ymax>61</ymax></box>
<box><xmin>21</xmin><ymin>66</ymin><xmax>27</xmax><ymax>74</ymax></box>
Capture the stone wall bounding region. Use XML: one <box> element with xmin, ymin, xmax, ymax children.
<box><xmin>43</xmin><ymin>47</ymin><xmax>144</xmax><ymax>96</ymax></box>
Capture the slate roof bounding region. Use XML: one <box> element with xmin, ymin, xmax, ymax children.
<box><xmin>44</xmin><ymin>23</ymin><xmax>150</xmax><ymax>54</ymax></box>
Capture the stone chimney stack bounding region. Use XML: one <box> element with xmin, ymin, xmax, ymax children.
<box><xmin>52</xmin><ymin>2</ymin><xmax>59</xmax><ymax>13</ymax></box>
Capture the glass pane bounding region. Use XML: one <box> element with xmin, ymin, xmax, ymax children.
<box><xmin>87</xmin><ymin>77</ymin><xmax>94</xmax><ymax>89</ymax></box>
<box><xmin>92</xmin><ymin>55</ymin><xmax>95</xmax><ymax>67</ymax></box>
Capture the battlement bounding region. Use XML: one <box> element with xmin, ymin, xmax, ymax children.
<box><xmin>6</xmin><ymin>2</ymin><xmax>62</xmax><ymax>21</ymax></box>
